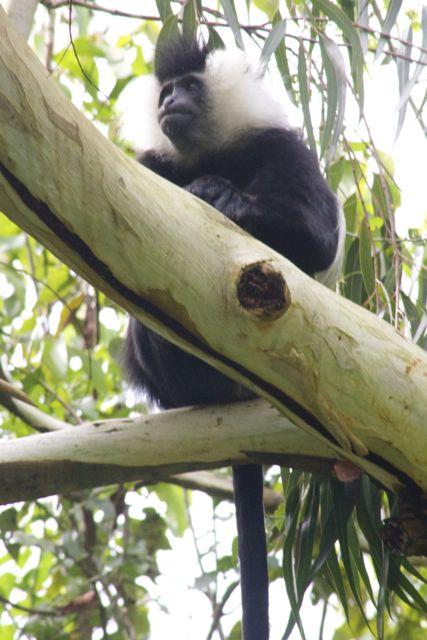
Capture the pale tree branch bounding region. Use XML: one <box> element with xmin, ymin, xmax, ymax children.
<box><xmin>0</xmin><ymin>368</ymin><xmax>283</xmax><ymax>509</ymax></box>
<box><xmin>0</xmin><ymin>399</ymin><xmax>337</xmax><ymax>505</ymax></box>
<box><xmin>0</xmin><ymin>360</ymin><xmax>69</xmax><ymax>431</ymax></box>
<box><xmin>1</xmin><ymin>0</ymin><xmax>38</xmax><ymax>39</ymax></box>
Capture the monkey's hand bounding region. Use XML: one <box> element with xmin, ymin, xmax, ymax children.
<box><xmin>185</xmin><ymin>175</ymin><xmax>255</xmax><ymax>226</ymax></box>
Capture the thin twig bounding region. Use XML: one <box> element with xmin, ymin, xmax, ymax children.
<box><xmin>318</xmin><ymin>598</ymin><xmax>328</xmax><ymax>640</ymax></box>
<box><xmin>42</xmin><ymin>0</ymin><xmax>160</xmax><ymax>21</ymax></box>
<box><xmin>0</xmin><ymin>594</ymin><xmax>57</xmax><ymax>617</ymax></box>
<box><xmin>39</xmin><ymin>379</ymin><xmax>83</xmax><ymax>424</ymax></box>
<box><xmin>354</xmin><ymin>22</ymin><xmax>427</xmax><ymax>56</ymax></box>
<box><xmin>42</xmin><ymin>1</ymin><xmax>427</xmax><ymax>66</ymax></box>
<box><xmin>205</xmin><ymin>581</ymin><xmax>239</xmax><ymax>640</ymax></box>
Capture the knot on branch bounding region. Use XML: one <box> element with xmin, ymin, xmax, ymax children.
<box><xmin>237</xmin><ymin>261</ymin><xmax>289</xmax><ymax>320</ymax></box>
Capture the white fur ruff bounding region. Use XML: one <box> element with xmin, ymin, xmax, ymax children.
<box><xmin>139</xmin><ymin>48</ymin><xmax>288</xmax><ymax>157</ymax></box>
<box><xmin>314</xmin><ymin>201</ymin><xmax>346</xmax><ymax>288</ymax></box>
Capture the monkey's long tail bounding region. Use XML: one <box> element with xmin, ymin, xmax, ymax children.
<box><xmin>232</xmin><ymin>464</ymin><xmax>269</xmax><ymax>640</ymax></box>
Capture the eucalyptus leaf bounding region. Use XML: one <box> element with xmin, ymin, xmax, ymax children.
<box><xmin>282</xmin><ymin>480</ymin><xmax>306</xmax><ymax>640</ymax></box>
<box><xmin>396</xmin><ymin>27</ymin><xmax>412</xmax><ymax>139</ymax></box>
<box><xmin>359</xmin><ymin>218</ymin><xmax>376</xmax><ymax>296</ymax></box>
<box><xmin>357</xmin><ymin>0</ymin><xmax>369</xmax><ymax>54</ymax></box>
<box><xmin>156</xmin><ymin>0</ymin><xmax>173</xmax><ymax>23</ymax></box>
<box><xmin>375</xmin><ymin>0</ymin><xmax>404</xmax><ymax>61</ymax></box>
<box><xmin>260</xmin><ymin>18</ymin><xmax>287</xmax><ymax>71</ymax></box>
<box><xmin>155</xmin><ymin>15</ymin><xmax>180</xmax><ymax>70</ymax></box>
<box><xmin>395</xmin><ymin>7</ymin><xmax>427</xmax><ymax>112</ymax></box>
<box><xmin>207</xmin><ymin>26</ymin><xmax>225</xmax><ymax>50</ymax></box>
<box><xmin>377</xmin><ymin>548</ymin><xmax>389</xmax><ymax>640</ymax></box>
<box><xmin>182</xmin><ymin>0</ymin><xmax>197</xmax><ymax>41</ymax></box>
<box><xmin>219</xmin><ymin>0</ymin><xmax>244</xmax><ymax>49</ymax></box>
<box><xmin>313</xmin><ymin>0</ymin><xmax>364</xmax><ymax>111</ymax></box>
<box><xmin>272</xmin><ymin>11</ymin><xmax>297</xmax><ymax>104</ymax></box>
<box><xmin>331</xmin><ymin>483</ymin><xmax>369</xmax><ymax>625</ymax></box>
<box><xmin>298</xmin><ymin>41</ymin><xmax>317</xmax><ymax>157</ymax></box>
<box><xmin>326</xmin><ymin>545</ymin><xmax>349</xmax><ymax>621</ymax></box>
<box><xmin>319</xmin><ymin>34</ymin><xmax>347</xmax><ymax>161</ymax></box>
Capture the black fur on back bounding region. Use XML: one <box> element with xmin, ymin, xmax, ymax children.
<box><xmin>154</xmin><ymin>37</ymin><xmax>209</xmax><ymax>83</ymax></box>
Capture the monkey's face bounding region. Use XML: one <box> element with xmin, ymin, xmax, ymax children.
<box><xmin>158</xmin><ymin>74</ymin><xmax>208</xmax><ymax>151</ymax></box>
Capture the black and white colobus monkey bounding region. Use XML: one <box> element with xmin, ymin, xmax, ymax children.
<box><xmin>124</xmin><ymin>37</ymin><xmax>344</xmax><ymax>640</ymax></box>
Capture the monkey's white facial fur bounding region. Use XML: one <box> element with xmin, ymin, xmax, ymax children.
<box><xmin>140</xmin><ymin>48</ymin><xmax>288</xmax><ymax>160</ymax></box>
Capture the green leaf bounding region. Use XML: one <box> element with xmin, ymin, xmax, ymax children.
<box><xmin>313</xmin><ymin>0</ymin><xmax>364</xmax><ymax>110</ymax></box>
<box><xmin>400</xmin><ymin>291</ymin><xmax>422</xmax><ymax>337</ymax></box>
<box><xmin>377</xmin><ymin>546</ymin><xmax>389</xmax><ymax>640</ymax></box>
<box><xmin>260</xmin><ymin>18</ymin><xmax>287</xmax><ymax>70</ymax></box>
<box><xmin>42</xmin><ymin>338</ymin><xmax>68</xmax><ymax>380</ymax></box>
<box><xmin>66</xmin><ymin>37</ymin><xmax>107</xmax><ymax>59</ymax></box>
<box><xmin>109</xmin><ymin>76</ymin><xmax>133</xmax><ymax>102</ymax></box>
<box><xmin>343</xmin><ymin>192</ymin><xmax>358</xmax><ymax>235</ymax></box>
<box><xmin>344</xmin><ymin>238</ymin><xmax>366</xmax><ymax>304</ymax></box>
<box><xmin>0</xmin><ymin>233</ymin><xmax>26</xmax><ymax>251</ymax></box>
<box><xmin>182</xmin><ymin>0</ymin><xmax>197</xmax><ymax>41</ymax></box>
<box><xmin>401</xmin><ymin>557</ymin><xmax>427</xmax><ymax>585</ymax></box>
<box><xmin>394</xmin><ymin>571</ymin><xmax>427</xmax><ymax>613</ymax></box>
<box><xmin>298</xmin><ymin>41</ymin><xmax>317</xmax><ymax>157</ymax></box>
<box><xmin>347</xmin><ymin>517</ymin><xmax>375</xmax><ymax>604</ymax></box>
<box><xmin>132</xmin><ymin>46</ymin><xmax>148</xmax><ymax>77</ymax></box>
<box><xmin>331</xmin><ymin>483</ymin><xmax>369</xmax><ymax>625</ymax></box>
<box><xmin>372</xmin><ymin>174</ymin><xmax>392</xmax><ymax>222</ymax></box>
<box><xmin>327</xmin><ymin>158</ymin><xmax>344</xmax><ymax>192</ymax></box>
<box><xmin>272</xmin><ymin>12</ymin><xmax>296</xmax><ymax>104</ymax></box>
<box><xmin>282</xmin><ymin>474</ymin><xmax>307</xmax><ymax>640</ymax></box>
<box><xmin>375</xmin><ymin>0</ymin><xmax>404</xmax><ymax>61</ymax></box>
<box><xmin>219</xmin><ymin>0</ymin><xmax>244</xmax><ymax>49</ymax></box>
<box><xmin>156</xmin><ymin>0</ymin><xmax>173</xmax><ymax>23</ymax></box>
<box><xmin>396</xmin><ymin>27</ymin><xmax>412</xmax><ymax>139</ymax></box>
<box><xmin>396</xmin><ymin>7</ymin><xmax>427</xmax><ymax>112</ymax></box>
<box><xmin>295</xmin><ymin>481</ymin><xmax>320</xmax><ymax>594</ymax></box>
<box><xmin>326</xmin><ymin>545</ymin><xmax>349</xmax><ymax>621</ymax></box>
<box><xmin>318</xmin><ymin>34</ymin><xmax>347</xmax><ymax>161</ymax></box>
<box><xmin>154</xmin><ymin>483</ymin><xmax>187</xmax><ymax>536</ymax></box>
<box><xmin>76</xmin><ymin>6</ymin><xmax>90</xmax><ymax>36</ymax></box>
<box><xmin>155</xmin><ymin>15</ymin><xmax>180</xmax><ymax>68</ymax></box>
<box><xmin>356</xmin><ymin>0</ymin><xmax>369</xmax><ymax>54</ymax></box>
<box><xmin>254</xmin><ymin>0</ymin><xmax>279</xmax><ymax>20</ymax></box>
<box><xmin>0</xmin><ymin>508</ymin><xmax>18</xmax><ymax>533</ymax></box>
<box><xmin>356</xmin><ymin>477</ymin><xmax>383</xmax><ymax>580</ymax></box>
<box><xmin>207</xmin><ymin>27</ymin><xmax>225</xmax><ymax>50</ymax></box>
<box><xmin>359</xmin><ymin>218</ymin><xmax>376</xmax><ymax>296</ymax></box>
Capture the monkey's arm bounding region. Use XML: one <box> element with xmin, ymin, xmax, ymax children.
<box><xmin>185</xmin><ymin>163</ymin><xmax>339</xmax><ymax>277</ymax></box>
<box><xmin>137</xmin><ymin>150</ymin><xmax>186</xmax><ymax>184</ymax></box>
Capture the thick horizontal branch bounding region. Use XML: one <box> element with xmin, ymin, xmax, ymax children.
<box><xmin>0</xmin><ymin>10</ymin><xmax>426</xmax><ymax>494</ymax></box>
<box><xmin>0</xmin><ymin>400</ymin><xmax>337</xmax><ymax>504</ymax></box>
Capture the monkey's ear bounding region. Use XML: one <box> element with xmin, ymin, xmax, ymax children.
<box><xmin>154</xmin><ymin>34</ymin><xmax>209</xmax><ymax>83</ymax></box>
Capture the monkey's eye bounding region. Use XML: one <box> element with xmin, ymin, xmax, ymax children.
<box><xmin>184</xmin><ymin>76</ymin><xmax>201</xmax><ymax>92</ymax></box>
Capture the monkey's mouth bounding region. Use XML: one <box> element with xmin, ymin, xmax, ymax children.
<box><xmin>160</xmin><ymin>111</ymin><xmax>194</xmax><ymax>139</ymax></box>
<box><xmin>161</xmin><ymin>110</ymin><xmax>193</xmax><ymax>125</ymax></box>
